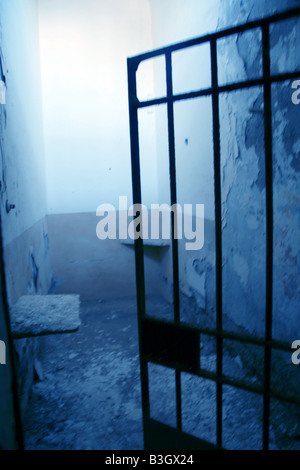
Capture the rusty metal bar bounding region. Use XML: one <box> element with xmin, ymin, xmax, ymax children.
<box><xmin>262</xmin><ymin>22</ymin><xmax>273</xmax><ymax>452</ymax></box>
<box><xmin>127</xmin><ymin>58</ymin><xmax>150</xmax><ymax>443</ymax></box>
<box><xmin>165</xmin><ymin>51</ymin><xmax>182</xmax><ymax>431</ymax></box>
<box><xmin>135</xmin><ymin>71</ymin><xmax>300</xmax><ymax>109</ymax></box>
<box><xmin>210</xmin><ymin>37</ymin><xmax>223</xmax><ymax>449</ymax></box>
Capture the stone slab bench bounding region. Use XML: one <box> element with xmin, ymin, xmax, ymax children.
<box><xmin>10</xmin><ymin>294</ymin><xmax>81</xmax><ymax>339</ymax></box>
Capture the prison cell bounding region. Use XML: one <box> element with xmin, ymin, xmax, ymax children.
<box><xmin>127</xmin><ymin>7</ymin><xmax>300</xmax><ymax>450</ymax></box>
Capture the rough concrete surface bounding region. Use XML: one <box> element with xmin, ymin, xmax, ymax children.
<box><xmin>22</xmin><ymin>297</ymin><xmax>300</xmax><ymax>450</ymax></box>
<box><xmin>10</xmin><ymin>295</ymin><xmax>81</xmax><ymax>338</ymax></box>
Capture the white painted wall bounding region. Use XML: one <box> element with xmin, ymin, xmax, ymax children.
<box><xmin>148</xmin><ymin>0</ymin><xmax>220</xmax><ymax>220</ymax></box>
<box><xmin>0</xmin><ymin>0</ymin><xmax>47</xmax><ymax>246</ymax></box>
<box><xmin>149</xmin><ymin>0</ymin><xmax>220</xmax><ymax>48</ymax></box>
<box><xmin>0</xmin><ymin>0</ymin><xmax>49</xmax><ymax>449</ymax></box>
<box><xmin>38</xmin><ymin>0</ymin><xmax>158</xmax><ymax>214</ymax></box>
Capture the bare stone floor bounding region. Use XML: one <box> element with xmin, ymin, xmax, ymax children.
<box><xmin>23</xmin><ymin>298</ymin><xmax>143</xmax><ymax>450</ymax></box>
<box><xmin>22</xmin><ymin>297</ymin><xmax>300</xmax><ymax>450</ymax></box>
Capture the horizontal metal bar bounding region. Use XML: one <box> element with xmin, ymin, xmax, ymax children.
<box><xmin>128</xmin><ymin>7</ymin><xmax>300</xmax><ymax>65</ymax></box>
<box><xmin>144</xmin><ymin>417</ymin><xmax>221</xmax><ymax>450</ymax></box>
<box><xmin>134</xmin><ymin>71</ymin><xmax>300</xmax><ymax>109</ymax></box>
<box><xmin>144</xmin><ymin>315</ymin><xmax>292</xmax><ymax>352</ymax></box>
<box><xmin>136</xmin><ymin>89</ymin><xmax>212</xmax><ymax>108</ymax></box>
<box><xmin>144</xmin><ymin>355</ymin><xmax>300</xmax><ymax>407</ymax></box>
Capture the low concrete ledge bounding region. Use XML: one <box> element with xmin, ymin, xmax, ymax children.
<box><xmin>10</xmin><ymin>294</ymin><xmax>81</xmax><ymax>339</ymax></box>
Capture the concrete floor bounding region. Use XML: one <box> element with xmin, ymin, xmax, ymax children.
<box><xmin>23</xmin><ymin>298</ymin><xmax>143</xmax><ymax>450</ymax></box>
<box><xmin>22</xmin><ymin>297</ymin><xmax>300</xmax><ymax>450</ymax></box>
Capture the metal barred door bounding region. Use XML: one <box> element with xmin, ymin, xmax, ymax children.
<box><xmin>127</xmin><ymin>7</ymin><xmax>300</xmax><ymax>450</ymax></box>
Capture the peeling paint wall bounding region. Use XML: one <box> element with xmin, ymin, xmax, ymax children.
<box><xmin>218</xmin><ymin>0</ymin><xmax>300</xmax><ymax>343</ymax></box>
<box><xmin>149</xmin><ymin>0</ymin><xmax>300</xmax><ymax>382</ymax></box>
<box><xmin>272</xmin><ymin>80</ymin><xmax>300</xmax><ymax>340</ymax></box>
<box><xmin>0</xmin><ymin>0</ymin><xmax>52</xmax><ymax>419</ymax></box>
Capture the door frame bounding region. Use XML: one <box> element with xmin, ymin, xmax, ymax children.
<box><xmin>127</xmin><ymin>7</ymin><xmax>300</xmax><ymax>450</ymax></box>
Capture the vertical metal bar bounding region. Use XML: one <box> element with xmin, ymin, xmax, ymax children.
<box><xmin>210</xmin><ymin>38</ymin><xmax>223</xmax><ymax>448</ymax></box>
<box><xmin>127</xmin><ymin>61</ymin><xmax>146</xmax><ymax>317</ymax></box>
<box><xmin>127</xmin><ymin>58</ymin><xmax>150</xmax><ymax>441</ymax></box>
<box><xmin>262</xmin><ymin>23</ymin><xmax>273</xmax><ymax>451</ymax></box>
<box><xmin>165</xmin><ymin>51</ymin><xmax>182</xmax><ymax>430</ymax></box>
<box><xmin>175</xmin><ymin>369</ymin><xmax>182</xmax><ymax>431</ymax></box>
<box><xmin>165</xmin><ymin>52</ymin><xmax>180</xmax><ymax>325</ymax></box>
